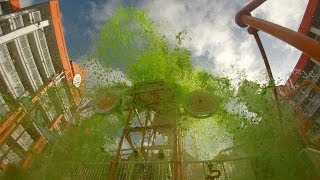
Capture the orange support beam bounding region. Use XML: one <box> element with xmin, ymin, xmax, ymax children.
<box><xmin>0</xmin><ymin>124</ymin><xmax>17</xmax><ymax>144</ymax></box>
<box><xmin>31</xmin><ymin>80</ymin><xmax>55</xmax><ymax>103</ymax></box>
<box><xmin>0</xmin><ymin>76</ymin><xmax>59</xmax><ymax>137</ymax></box>
<box><xmin>20</xmin><ymin>154</ymin><xmax>34</xmax><ymax>169</ymax></box>
<box><xmin>283</xmin><ymin>0</ymin><xmax>320</xmax><ymax>93</ymax></box>
<box><xmin>0</xmin><ymin>111</ymin><xmax>25</xmax><ymax>144</ymax></box>
<box><xmin>0</xmin><ymin>107</ymin><xmax>23</xmax><ymax>134</ymax></box>
<box><xmin>298</xmin><ymin>0</ymin><xmax>319</xmax><ymax>34</ymax></box>
<box><xmin>20</xmin><ymin>136</ymin><xmax>47</xmax><ymax>169</ymax></box>
<box><xmin>33</xmin><ymin>137</ymin><xmax>47</xmax><ymax>152</ymax></box>
<box><xmin>49</xmin><ymin>0</ymin><xmax>82</xmax><ymax>106</ymax></box>
<box><xmin>49</xmin><ymin>114</ymin><xmax>63</xmax><ymax>130</ymax></box>
<box><xmin>49</xmin><ymin>0</ymin><xmax>72</xmax><ymax>76</ymax></box>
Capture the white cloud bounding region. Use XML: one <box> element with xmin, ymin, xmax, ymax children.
<box><xmin>82</xmin><ymin>0</ymin><xmax>122</xmax><ymax>38</ymax></box>
<box><xmin>20</xmin><ymin>0</ymin><xmax>33</xmax><ymax>7</ymax></box>
<box><xmin>87</xmin><ymin>0</ymin><xmax>308</xmax><ymax>85</ymax></box>
<box><xmin>226</xmin><ymin>99</ymin><xmax>262</xmax><ymax>125</ymax></box>
<box><xmin>87</xmin><ymin>0</ymin><xmax>121</xmax><ymax>25</ymax></box>
<box><xmin>137</xmin><ymin>0</ymin><xmax>308</xmax><ymax>84</ymax></box>
<box><xmin>253</xmin><ymin>0</ymin><xmax>308</xmax><ymax>30</ymax></box>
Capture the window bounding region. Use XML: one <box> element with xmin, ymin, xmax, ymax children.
<box><xmin>35</xmin><ymin>29</ymin><xmax>55</xmax><ymax>78</ymax></box>
<box><xmin>0</xmin><ymin>144</ymin><xmax>10</xmax><ymax>158</ymax></box>
<box><xmin>30</xmin><ymin>11</ymin><xmax>41</xmax><ymax>23</ymax></box>
<box><xmin>0</xmin><ymin>6</ymin><xmax>3</xmax><ymax>16</ymax></box>
<box><xmin>304</xmin><ymin>94</ymin><xmax>320</xmax><ymax>117</ymax></box>
<box><xmin>0</xmin><ymin>44</ymin><xmax>25</xmax><ymax>98</ymax></box>
<box><xmin>11</xmin><ymin>125</ymin><xmax>24</xmax><ymax>140</ymax></box>
<box><xmin>9</xmin><ymin>15</ymin><xmax>24</xmax><ymax>30</ymax></box>
<box><xmin>2</xmin><ymin>150</ymin><xmax>21</xmax><ymax>165</ymax></box>
<box><xmin>17</xmin><ymin>131</ymin><xmax>34</xmax><ymax>151</ymax></box>
<box><xmin>16</xmin><ymin>35</ymin><xmax>43</xmax><ymax>90</ymax></box>
<box><xmin>11</xmin><ymin>124</ymin><xmax>34</xmax><ymax>151</ymax></box>
<box><xmin>0</xmin><ymin>93</ymin><xmax>9</xmax><ymax>115</ymax></box>
<box><xmin>14</xmin><ymin>17</ymin><xmax>24</xmax><ymax>29</ymax></box>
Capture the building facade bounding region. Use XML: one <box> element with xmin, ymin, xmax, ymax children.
<box><xmin>0</xmin><ymin>0</ymin><xmax>86</xmax><ymax>170</ymax></box>
<box><xmin>280</xmin><ymin>0</ymin><xmax>320</xmax><ymax>149</ymax></box>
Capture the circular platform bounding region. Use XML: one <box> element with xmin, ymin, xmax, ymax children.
<box><xmin>184</xmin><ymin>91</ymin><xmax>218</xmax><ymax>118</ymax></box>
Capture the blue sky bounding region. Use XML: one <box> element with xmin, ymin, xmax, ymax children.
<box><xmin>21</xmin><ymin>0</ymin><xmax>309</xmax><ymax>84</ymax></box>
<box><xmin>24</xmin><ymin>0</ymin><xmax>139</xmax><ymax>59</ymax></box>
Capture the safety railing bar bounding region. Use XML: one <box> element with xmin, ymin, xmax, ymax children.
<box><xmin>117</xmin><ymin>156</ymin><xmax>255</xmax><ymax>165</ymax></box>
<box><xmin>235</xmin><ymin>0</ymin><xmax>267</xmax><ymax>27</ymax></box>
<box><xmin>236</xmin><ymin>0</ymin><xmax>320</xmax><ymax>63</ymax></box>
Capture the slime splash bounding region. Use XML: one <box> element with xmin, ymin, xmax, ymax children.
<box><xmin>22</xmin><ymin>7</ymin><xmax>313</xmax><ymax>180</ymax></box>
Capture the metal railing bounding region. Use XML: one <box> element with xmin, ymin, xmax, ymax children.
<box><xmin>236</xmin><ymin>0</ymin><xmax>320</xmax><ymax>63</ymax></box>
<box><xmin>112</xmin><ymin>157</ymin><xmax>255</xmax><ymax>180</ymax></box>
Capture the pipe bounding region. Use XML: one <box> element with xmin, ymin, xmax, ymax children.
<box><xmin>248</xmin><ymin>27</ymin><xmax>283</xmax><ymax>119</ymax></box>
<box><xmin>242</xmin><ymin>16</ymin><xmax>320</xmax><ymax>62</ymax></box>
<box><xmin>235</xmin><ymin>0</ymin><xmax>267</xmax><ymax>27</ymax></box>
<box><xmin>236</xmin><ymin>1</ymin><xmax>320</xmax><ymax>63</ymax></box>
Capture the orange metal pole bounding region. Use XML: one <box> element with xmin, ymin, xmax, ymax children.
<box><xmin>236</xmin><ymin>0</ymin><xmax>320</xmax><ymax>63</ymax></box>
<box><xmin>235</xmin><ymin>0</ymin><xmax>267</xmax><ymax>27</ymax></box>
<box><xmin>240</xmin><ymin>15</ymin><xmax>320</xmax><ymax>62</ymax></box>
<box><xmin>248</xmin><ymin>27</ymin><xmax>283</xmax><ymax>119</ymax></box>
<box><xmin>108</xmin><ymin>110</ymin><xmax>133</xmax><ymax>179</ymax></box>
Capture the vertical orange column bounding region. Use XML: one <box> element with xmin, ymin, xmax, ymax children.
<box><xmin>299</xmin><ymin>0</ymin><xmax>319</xmax><ymax>34</ymax></box>
<box><xmin>282</xmin><ymin>0</ymin><xmax>320</xmax><ymax>95</ymax></box>
<box><xmin>49</xmin><ymin>0</ymin><xmax>81</xmax><ymax>106</ymax></box>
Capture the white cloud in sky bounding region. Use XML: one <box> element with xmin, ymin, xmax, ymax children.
<box><xmin>20</xmin><ymin>0</ymin><xmax>33</xmax><ymax>7</ymax></box>
<box><xmin>254</xmin><ymin>0</ymin><xmax>308</xmax><ymax>29</ymax></box>
<box><xmin>87</xmin><ymin>0</ymin><xmax>121</xmax><ymax>25</ymax></box>
<box><xmin>82</xmin><ymin>0</ymin><xmax>122</xmax><ymax>38</ymax></box>
<box><xmin>88</xmin><ymin>0</ymin><xmax>309</xmax><ymax>85</ymax></box>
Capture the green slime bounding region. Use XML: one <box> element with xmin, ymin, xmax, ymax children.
<box><xmin>19</xmin><ymin>7</ymin><xmax>316</xmax><ymax>180</ymax></box>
